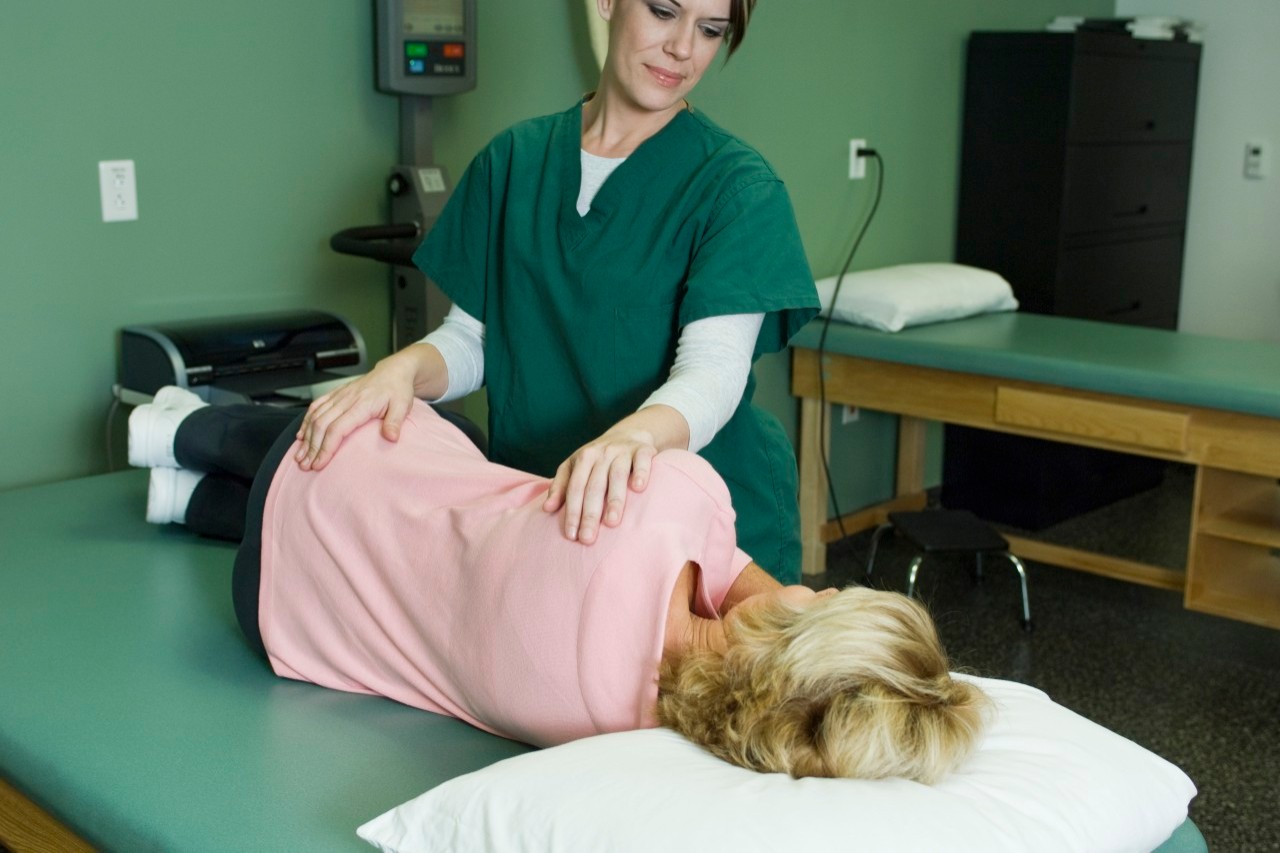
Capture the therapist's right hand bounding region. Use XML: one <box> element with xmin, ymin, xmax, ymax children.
<box><xmin>294</xmin><ymin>348</ymin><xmax>424</xmax><ymax>471</ymax></box>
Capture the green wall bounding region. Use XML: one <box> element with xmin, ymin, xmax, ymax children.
<box><xmin>0</xmin><ymin>2</ymin><xmax>400</xmax><ymax>488</ymax></box>
<box><xmin>0</xmin><ymin>0</ymin><xmax>1111</xmax><ymax>499</ymax></box>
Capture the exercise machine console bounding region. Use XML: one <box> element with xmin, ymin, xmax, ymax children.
<box><xmin>331</xmin><ymin>0</ymin><xmax>477</xmax><ymax>350</ymax></box>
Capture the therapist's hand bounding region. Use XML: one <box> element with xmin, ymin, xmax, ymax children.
<box><xmin>543</xmin><ymin>405</ymin><xmax>690</xmax><ymax>544</ymax></box>
<box><xmin>295</xmin><ymin>343</ymin><xmax>447</xmax><ymax>471</ymax></box>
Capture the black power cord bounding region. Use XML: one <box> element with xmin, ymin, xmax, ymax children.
<box><xmin>815</xmin><ymin>149</ymin><xmax>884</xmax><ymax>543</ymax></box>
<box><xmin>106</xmin><ymin>393</ymin><xmax>122</xmax><ymax>472</ymax></box>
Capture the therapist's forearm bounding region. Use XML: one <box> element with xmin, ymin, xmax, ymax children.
<box><xmin>382</xmin><ymin>342</ymin><xmax>450</xmax><ymax>402</ymax></box>
<box><xmin>419</xmin><ymin>304</ymin><xmax>486</xmax><ymax>402</ymax></box>
<box><xmin>610</xmin><ymin>403</ymin><xmax>691</xmax><ymax>452</ymax></box>
<box><xmin>642</xmin><ymin>313</ymin><xmax>762</xmax><ymax>453</ymax></box>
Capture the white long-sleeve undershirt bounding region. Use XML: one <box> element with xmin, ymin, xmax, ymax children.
<box><xmin>420</xmin><ymin>305</ymin><xmax>485</xmax><ymax>403</ymax></box>
<box><xmin>420</xmin><ymin>306</ymin><xmax>762</xmax><ymax>454</ymax></box>
<box><xmin>640</xmin><ymin>312</ymin><xmax>763</xmax><ymax>452</ymax></box>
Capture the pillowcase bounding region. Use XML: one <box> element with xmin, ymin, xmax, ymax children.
<box><xmin>357</xmin><ymin>675</ymin><xmax>1195</xmax><ymax>853</ymax></box>
<box><xmin>816</xmin><ymin>263</ymin><xmax>1018</xmax><ymax>332</ymax></box>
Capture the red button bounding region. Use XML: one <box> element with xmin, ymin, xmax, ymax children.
<box><xmin>443</xmin><ymin>43</ymin><xmax>464</xmax><ymax>59</ymax></box>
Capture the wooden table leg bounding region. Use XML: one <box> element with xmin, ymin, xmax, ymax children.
<box><xmin>896</xmin><ymin>415</ymin><xmax>927</xmax><ymax>497</ymax></box>
<box><xmin>798</xmin><ymin>395</ymin><xmax>830</xmax><ymax>576</ymax></box>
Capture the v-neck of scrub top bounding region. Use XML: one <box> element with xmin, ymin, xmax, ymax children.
<box><xmin>559</xmin><ymin>102</ymin><xmax>696</xmax><ymax>245</ymax></box>
<box><xmin>577</xmin><ymin>150</ymin><xmax>626</xmax><ymax>216</ymax></box>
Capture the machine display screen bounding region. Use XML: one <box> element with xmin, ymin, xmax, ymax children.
<box><xmin>377</xmin><ymin>0</ymin><xmax>474</xmax><ymax>95</ymax></box>
<box><xmin>403</xmin><ymin>0</ymin><xmax>465</xmax><ymax>36</ymax></box>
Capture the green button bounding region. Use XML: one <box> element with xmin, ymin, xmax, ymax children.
<box><xmin>405</xmin><ymin>43</ymin><xmax>428</xmax><ymax>58</ymax></box>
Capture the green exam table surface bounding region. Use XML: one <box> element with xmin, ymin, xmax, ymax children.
<box><xmin>0</xmin><ymin>471</ymin><xmax>1206</xmax><ymax>851</ymax></box>
<box><xmin>1</xmin><ymin>470</ymin><xmax>530</xmax><ymax>851</ymax></box>
<box><xmin>794</xmin><ymin>311</ymin><xmax>1280</xmax><ymax>418</ymax></box>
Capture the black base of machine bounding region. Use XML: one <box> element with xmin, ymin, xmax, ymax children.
<box><xmin>941</xmin><ymin>426</ymin><xmax>1167</xmax><ymax>531</ymax></box>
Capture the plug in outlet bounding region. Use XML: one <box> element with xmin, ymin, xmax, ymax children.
<box><xmin>1245</xmin><ymin>140</ymin><xmax>1270</xmax><ymax>180</ymax></box>
<box><xmin>849</xmin><ymin>139</ymin><xmax>868</xmax><ymax>180</ymax></box>
<box><xmin>99</xmin><ymin>160</ymin><xmax>138</xmax><ymax>222</ymax></box>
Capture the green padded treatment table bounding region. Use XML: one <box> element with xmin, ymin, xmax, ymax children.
<box><xmin>793</xmin><ymin>312</ymin><xmax>1280</xmax><ymax>419</ymax></box>
<box><xmin>0</xmin><ymin>469</ymin><xmax>1207</xmax><ymax>851</ymax></box>
<box><xmin>0</xmin><ymin>470</ymin><xmax>530</xmax><ymax>851</ymax></box>
<box><xmin>791</xmin><ymin>312</ymin><xmax>1280</xmax><ymax>630</ymax></box>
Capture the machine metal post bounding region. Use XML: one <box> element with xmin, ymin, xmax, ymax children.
<box><xmin>388</xmin><ymin>96</ymin><xmax>452</xmax><ymax>351</ymax></box>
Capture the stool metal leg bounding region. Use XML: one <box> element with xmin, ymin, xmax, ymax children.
<box><xmin>1005</xmin><ymin>553</ymin><xmax>1033</xmax><ymax>631</ymax></box>
<box><xmin>905</xmin><ymin>556</ymin><xmax>925</xmax><ymax>599</ymax></box>
<box><xmin>864</xmin><ymin>523</ymin><xmax>893</xmax><ymax>584</ymax></box>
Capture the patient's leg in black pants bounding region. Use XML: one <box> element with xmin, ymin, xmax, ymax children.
<box><xmin>184</xmin><ymin>474</ymin><xmax>253</xmax><ymax>541</ymax></box>
<box><xmin>174</xmin><ymin>404</ymin><xmax>487</xmax><ymax>478</ymax></box>
<box><xmin>173</xmin><ymin>405</ymin><xmax>299</xmax><ymax>542</ymax></box>
<box><xmin>175</xmin><ymin>405</ymin><xmax>299</xmax><ymax>480</ymax></box>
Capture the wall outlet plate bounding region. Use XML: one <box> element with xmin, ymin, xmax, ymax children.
<box><xmin>849</xmin><ymin>139</ymin><xmax>868</xmax><ymax>180</ymax></box>
<box><xmin>99</xmin><ymin>160</ymin><xmax>138</xmax><ymax>222</ymax></box>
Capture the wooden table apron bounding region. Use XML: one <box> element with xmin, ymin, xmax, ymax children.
<box><xmin>791</xmin><ymin>346</ymin><xmax>1280</xmax><ymax>630</ymax></box>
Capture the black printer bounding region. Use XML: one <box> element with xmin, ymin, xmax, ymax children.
<box><xmin>118</xmin><ymin>311</ymin><xmax>366</xmax><ymax>406</ymax></box>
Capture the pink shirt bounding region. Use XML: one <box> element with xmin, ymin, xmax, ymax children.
<box><xmin>258</xmin><ymin>401</ymin><xmax>751</xmax><ymax>747</ymax></box>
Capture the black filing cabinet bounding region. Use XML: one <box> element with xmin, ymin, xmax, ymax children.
<box><xmin>943</xmin><ymin>31</ymin><xmax>1202</xmax><ymax>529</ymax></box>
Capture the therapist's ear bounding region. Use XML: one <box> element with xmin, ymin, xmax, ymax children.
<box><xmin>596</xmin><ymin>0</ymin><xmax>614</xmax><ymax>23</ymax></box>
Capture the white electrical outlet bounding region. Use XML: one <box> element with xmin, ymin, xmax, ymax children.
<box><xmin>841</xmin><ymin>405</ymin><xmax>860</xmax><ymax>425</ymax></box>
<box><xmin>99</xmin><ymin>160</ymin><xmax>138</xmax><ymax>222</ymax></box>
<box><xmin>849</xmin><ymin>139</ymin><xmax>868</xmax><ymax>180</ymax></box>
<box><xmin>1245</xmin><ymin>140</ymin><xmax>1270</xmax><ymax>180</ymax></box>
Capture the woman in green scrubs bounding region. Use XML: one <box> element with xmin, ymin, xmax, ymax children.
<box><xmin>298</xmin><ymin>0</ymin><xmax>818</xmax><ymax>582</ymax></box>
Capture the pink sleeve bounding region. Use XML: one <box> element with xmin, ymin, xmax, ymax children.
<box><xmin>694</xmin><ymin>545</ymin><xmax>752</xmax><ymax>619</ymax></box>
<box><xmin>651</xmin><ymin>452</ymin><xmax>751</xmax><ymax>619</ymax></box>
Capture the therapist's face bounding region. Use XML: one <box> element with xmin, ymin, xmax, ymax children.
<box><xmin>598</xmin><ymin>0</ymin><xmax>732</xmax><ymax>113</ymax></box>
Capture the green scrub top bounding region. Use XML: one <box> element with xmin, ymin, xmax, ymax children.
<box><xmin>415</xmin><ymin>100</ymin><xmax>819</xmax><ymax>582</ymax></box>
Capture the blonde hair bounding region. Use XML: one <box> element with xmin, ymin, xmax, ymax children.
<box><xmin>657</xmin><ymin>587</ymin><xmax>990</xmax><ymax>784</ymax></box>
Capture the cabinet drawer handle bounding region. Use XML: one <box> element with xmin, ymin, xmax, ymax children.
<box><xmin>1143</xmin><ymin>119</ymin><xmax>1158</xmax><ymax>131</ymax></box>
<box><xmin>1115</xmin><ymin>204</ymin><xmax>1151</xmax><ymax>218</ymax></box>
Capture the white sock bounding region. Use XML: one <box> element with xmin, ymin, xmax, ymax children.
<box><xmin>147</xmin><ymin>468</ymin><xmax>206</xmax><ymax>525</ymax></box>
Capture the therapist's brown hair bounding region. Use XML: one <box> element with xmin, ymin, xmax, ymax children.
<box><xmin>726</xmin><ymin>0</ymin><xmax>757</xmax><ymax>57</ymax></box>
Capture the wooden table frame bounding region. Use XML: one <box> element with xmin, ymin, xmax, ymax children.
<box><xmin>0</xmin><ymin>777</ymin><xmax>93</xmax><ymax>853</ymax></box>
<box><xmin>792</xmin><ymin>347</ymin><xmax>1280</xmax><ymax>629</ymax></box>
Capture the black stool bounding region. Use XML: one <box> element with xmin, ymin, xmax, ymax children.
<box><xmin>865</xmin><ymin>510</ymin><xmax>1033</xmax><ymax>631</ymax></box>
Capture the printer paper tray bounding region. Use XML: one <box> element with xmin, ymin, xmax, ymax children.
<box><xmin>206</xmin><ymin>369</ymin><xmax>356</xmax><ymax>403</ymax></box>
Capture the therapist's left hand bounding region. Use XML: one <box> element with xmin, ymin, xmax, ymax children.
<box><xmin>544</xmin><ymin>431</ymin><xmax>657</xmax><ymax>545</ymax></box>
<box><xmin>544</xmin><ymin>405</ymin><xmax>691</xmax><ymax>544</ymax></box>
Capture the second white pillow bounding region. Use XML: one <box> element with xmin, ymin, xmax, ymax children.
<box><xmin>816</xmin><ymin>263</ymin><xmax>1019</xmax><ymax>332</ymax></box>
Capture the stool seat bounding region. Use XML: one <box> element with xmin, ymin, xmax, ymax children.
<box><xmin>866</xmin><ymin>509</ymin><xmax>1032</xmax><ymax>632</ymax></box>
<box><xmin>887</xmin><ymin>510</ymin><xmax>1010</xmax><ymax>554</ymax></box>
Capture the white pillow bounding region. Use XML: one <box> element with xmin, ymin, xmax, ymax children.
<box><xmin>357</xmin><ymin>675</ymin><xmax>1195</xmax><ymax>853</ymax></box>
<box><xmin>816</xmin><ymin>263</ymin><xmax>1018</xmax><ymax>332</ymax></box>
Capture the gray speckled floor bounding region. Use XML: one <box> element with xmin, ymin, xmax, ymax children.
<box><xmin>806</xmin><ymin>464</ymin><xmax>1280</xmax><ymax>852</ymax></box>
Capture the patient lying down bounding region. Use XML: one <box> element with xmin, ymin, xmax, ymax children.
<box><xmin>130</xmin><ymin>391</ymin><xmax>988</xmax><ymax>784</ymax></box>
